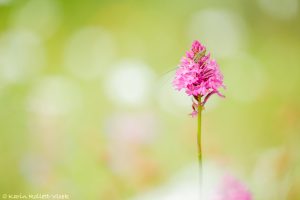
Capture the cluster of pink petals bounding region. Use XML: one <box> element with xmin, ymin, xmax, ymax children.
<box><xmin>211</xmin><ymin>175</ymin><xmax>252</xmax><ymax>200</ymax></box>
<box><xmin>173</xmin><ymin>40</ymin><xmax>224</xmax><ymax>116</ymax></box>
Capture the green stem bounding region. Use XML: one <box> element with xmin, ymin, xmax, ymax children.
<box><xmin>198</xmin><ymin>96</ymin><xmax>203</xmax><ymax>197</ymax></box>
<box><xmin>197</xmin><ymin>97</ymin><xmax>202</xmax><ymax>168</ymax></box>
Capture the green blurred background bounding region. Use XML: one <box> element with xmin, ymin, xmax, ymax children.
<box><xmin>0</xmin><ymin>0</ymin><xmax>300</xmax><ymax>199</ymax></box>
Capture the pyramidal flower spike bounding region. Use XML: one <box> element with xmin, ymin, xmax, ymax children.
<box><xmin>173</xmin><ymin>40</ymin><xmax>225</xmax><ymax>116</ymax></box>
<box><xmin>172</xmin><ymin>40</ymin><xmax>225</xmax><ymax>196</ymax></box>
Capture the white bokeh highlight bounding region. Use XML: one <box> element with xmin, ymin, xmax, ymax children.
<box><xmin>105</xmin><ymin>112</ymin><xmax>157</xmax><ymax>144</ymax></box>
<box><xmin>252</xmin><ymin>147</ymin><xmax>292</xmax><ymax>200</ymax></box>
<box><xmin>188</xmin><ymin>9</ymin><xmax>247</xmax><ymax>59</ymax></box>
<box><xmin>157</xmin><ymin>71</ymin><xmax>193</xmax><ymax>116</ymax></box>
<box><xmin>224</xmin><ymin>54</ymin><xmax>268</xmax><ymax>103</ymax></box>
<box><xmin>10</xmin><ymin>0</ymin><xmax>61</xmax><ymax>39</ymax></box>
<box><xmin>258</xmin><ymin>0</ymin><xmax>298</xmax><ymax>20</ymax></box>
<box><xmin>0</xmin><ymin>30</ymin><xmax>45</xmax><ymax>83</ymax></box>
<box><xmin>104</xmin><ymin>60</ymin><xmax>155</xmax><ymax>106</ymax></box>
<box><xmin>0</xmin><ymin>0</ymin><xmax>10</xmax><ymax>5</ymax></box>
<box><xmin>64</xmin><ymin>27</ymin><xmax>116</xmax><ymax>80</ymax></box>
<box><xmin>28</xmin><ymin>76</ymin><xmax>82</xmax><ymax>116</ymax></box>
<box><xmin>131</xmin><ymin>162</ymin><xmax>235</xmax><ymax>200</ymax></box>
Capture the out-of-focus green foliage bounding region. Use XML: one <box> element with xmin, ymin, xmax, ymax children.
<box><xmin>0</xmin><ymin>0</ymin><xmax>300</xmax><ymax>199</ymax></box>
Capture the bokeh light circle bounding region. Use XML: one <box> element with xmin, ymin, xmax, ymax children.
<box><xmin>0</xmin><ymin>30</ymin><xmax>45</xmax><ymax>84</ymax></box>
<box><xmin>64</xmin><ymin>27</ymin><xmax>116</xmax><ymax>80</ymax></box>
<box><xmin>224</xmin><ymin>54</ymin><xmax>268</xmax><ymax>103</ymax></box>
<box><xmin>28</xmin><ymin>76</ymin><xmax>83</xmax><ymax>116</ymax></box>
<box><xmin>10</xmin><ymin>0</ymin><xmax>61</xmax><ymax>39</ymax></box>
<box><xmin>104</xmin><ymin>60</ymin><xmax>155</xmax><ymax>106</ymax></box>
<box><xmin>157</xmin><ymin>71</ymin><xmax>192</xmax><ymax>116</ymax></box>
<box><xmin>188</xmin><ymin>9</ymin><xmax>247</xmax><ymax>59</ymax></box>
<box><xmin>257</xmin><ymin>0</ymin><xmax>298</xmax><ymax>20</ymax></box>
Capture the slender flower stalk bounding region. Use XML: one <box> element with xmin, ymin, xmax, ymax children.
<box><xmin>197</xmin><ymin>96</ymin><xmax>202</xmax><ymax>167</ymax></box>
<box><xmin>198</xmin><ymin>96</ymin><xmax>203</xmax><ymax>198</ymax></box>
<box><xmin>173</xmin><ymin>40</ymin><xmax>225</xmax><ymax>196</ymax></box>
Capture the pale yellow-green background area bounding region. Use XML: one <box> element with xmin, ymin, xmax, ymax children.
<box><xmin>0</xmin><ymin>0</ymin><xmax>300</xmax><ymax>199</ymax></box>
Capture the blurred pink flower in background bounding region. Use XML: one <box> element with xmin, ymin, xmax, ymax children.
<box><xmin>104</xmin><ymin>112</ymin><xmax>161</xmax><ymax>187</ymax></box>
<box><xmin>211</xmin><ymin>174</ymin><xmax>252</xmax><ymax>200</ymax></box>
<box><xmin>172</xmin><ymin>40</ymin><xmax>224</xmax><ymax>115</ymax></box>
